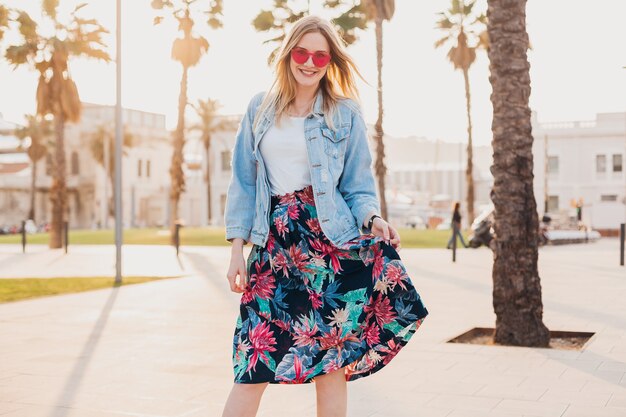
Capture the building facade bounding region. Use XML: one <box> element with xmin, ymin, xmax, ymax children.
<box><xmin>3</xmin><ymin>108</ymin><xmax>624</xmax><ymax>234</ymax></box>
<box><xmin>0</xmin><ymin>104</ymin><xmax>208</xmax><ymax>229</ymax></box>
<box><xmin>532</xmin><ymin>111</ymin><xmax>626</xmax><ymax>232</ymax></box>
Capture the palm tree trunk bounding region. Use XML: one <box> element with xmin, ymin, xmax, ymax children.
<box><xmin>108</xmin><ymin>173</ymin><xmax>115</xmax><ymax>218</ymax></box>
<box><xmin>373</xmin><ymin>11</ymin><xmax>388</xmax><ymax>219</ymax></box>
<box><xmin>462</xmin><ymin>67</ymin><xmax>475</xmax><ymax>225</ymax></box>
<box><xmin>169</xmin><ymin>66</ymin><xmax>188</xmax><ymax>244</ymax></box>
<box><xmin>49</xmin><ymin>112</ymin><xmax>67</xmax><ymax>249</ymax></box>
<box><xmin>487</xmin><ymin>0</ymin><xmax>549</xmax><ymax>347</ymax></box>
<box><xmin>205</xmin><ymin>141</ymin><xmax>212</xmax><ymax>224</ymax></box>
<box><xmin>29</xmin><ymin>159</ymin><xmax>37</xmax><ymax>221</ymax></box>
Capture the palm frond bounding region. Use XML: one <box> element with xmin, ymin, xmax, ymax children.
<box><xmin>434</xmin><ymin>35</ymin><xmax>451</xmax><ymax>49</ymax></box>
<box><xmin>5</xmin><ymin>43</ymin><xmax>37</xmax><ymax>67</ymax></box>
<box><xmin>449</xmin><ymin>0</ymin><xmax>462</xmax><ymax>15</ymax></box>
<box><xmin>252</xmin><ymin>10</ymin><xmax>276</xmax><ymax>32</ymax></box>
<box><xmin>16</xmin><ymin>11</ymin><xmax>38</xmax><ymax>42</ymax></box>
<box><xmin>463</xmin><ymin>0</ymin><xmax>476</xmax><ymax>16</ymax></box>
<box><xmin>262</xmin><ymin>33</ymin><xmax>285</xmax><ymax>45</ymax></box>
<box><xmin>0</xmin><ymin>6</ymin><xmax>9</xmax><ymax>41</ymax></box>
<box><xmin>435</xmin><ymin>16</ymin><xmax>454</xmax><ymax>30</ymax></box>
<box><xmin>72</xmin><ymin>3</ymin><xmax>88</xmax><ymax>15</ymax></box>
<box><xmin>151</xmin><ymin>0</ymin><xmax>174</xmax><ymax>10</ymax></box>
<box><xmin>43</xmin><ymin>0</ymin><xmax>59</xmax><ymax>20</ymax></box>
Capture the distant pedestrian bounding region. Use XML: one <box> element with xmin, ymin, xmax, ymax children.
<box><xmin>447</xmin><ymin>201</ymin><xmax>468</xmax><ymax>249</ymax></box>
<box><xmin>576</xmin><ymin>198</ymin><xmax>583</xmax><ymax>222</ymax></box>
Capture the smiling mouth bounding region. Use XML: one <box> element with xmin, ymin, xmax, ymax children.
<box><xmin>299</xmin><ymin>68</ymin><xmax>318</xmax><ymax>77</ymax></box>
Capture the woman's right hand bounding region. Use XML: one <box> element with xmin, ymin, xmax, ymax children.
<box><xmin>226</xmin><ymin>239</ymin><xmax>248</xmax><ymax>293</ymax></box>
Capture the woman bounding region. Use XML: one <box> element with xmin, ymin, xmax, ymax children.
<box><xmin>222</xmin><ymin>15</ymin><xmax>428</xmax><ymax>417</ymax></box>
<box><xmin>446</xmin><ymin>201</ymin><xmax>468</xmax><ymax>249</ymax></box>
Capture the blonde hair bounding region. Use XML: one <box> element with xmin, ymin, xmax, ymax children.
<box><xmin>253</xmin><ymin>15</ymin><xmax>365</xmax><ymax>131</ymax></box>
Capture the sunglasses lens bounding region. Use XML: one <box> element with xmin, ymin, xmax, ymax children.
<box><xmin>291</xmin><ymin>48</ymin><xmax>308</xmax><ymax>64</ymax></box>
<box><xmin>312</xmin><ymin>53</ymin><xmax>331</xmax><ymax>67</ymax></box>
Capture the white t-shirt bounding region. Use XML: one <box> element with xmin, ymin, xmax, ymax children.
<box><xmin>259</xmin><ymin>115</ymin><xmax>312</xmax><ymax>196</ymax></box>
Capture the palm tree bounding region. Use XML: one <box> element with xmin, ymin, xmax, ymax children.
<box><xmin>486</xmin><ymin>0</ymin><xmax>549</xmax><ymax>346</ymax></box>
<box><xmin>152</xmin><ymin>0</ymin><xmax>223</xmax><ymax>244</ymax></box>
<box><xmin>4</xmin><ymin>2</ymin><xmax>110</xmax><ymax>248</ymax></box>
<box><xmin>14</xmin><ymin>114</ymin><xmax>52</xmax><ymax>222</ymax></box>
<box><xmin>0</xmin><ymin>5</ymin><xmax>8</xmax><ymax>41</ymax></box>
<box><xmin>88</xmin><ymin>125</ymin><xmax>134</xmax><ymax>220</ymax></box>
<box><xmin>364</xmin><ymin>0</ymin><xmax>394</xmax><ymax>220</ymax></box>
<box><xmin>434</xmin><ymin>0</ymin><xmax>487</xmax><ymax>226</ymax></box>
<box><xmin>253</xmin><ymin>0</ymin><xmax>394</xmax><ymax>219</ymax></box>
<box><xmin>189</xmin><ymin>98</ymin><xmax>236</xmax><ymax>225</ymax></box>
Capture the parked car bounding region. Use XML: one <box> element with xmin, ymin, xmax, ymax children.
<box><xmin>24</xmin><ymin>219</ymin><xmax>37</xmax><ymax>234</ymax></box>
<box><xmin>405</xmin><ymin>215</ymin><xmax>427</xmax><ymax>229</ymax></box>
<box><xmin>469</xmin><ymin>205</ymin><xmax>495</xmax><ymax>248</ymax></box>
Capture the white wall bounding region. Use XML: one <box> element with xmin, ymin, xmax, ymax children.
<box><xmin>532</xmin><ymin>112</ymin><xmax>626</xmax><ymax>230</ymax></box>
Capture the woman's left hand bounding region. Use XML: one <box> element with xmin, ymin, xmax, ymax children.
<box><xmin>371</xmin><ymin>217</ymin><xmax>401</xmax><ymax>252</ymax></box>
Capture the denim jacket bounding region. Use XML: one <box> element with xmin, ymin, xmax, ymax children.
<box><xmin>224</xmin><ymin>88</ymin><xmax>381</xmax><ymax>248</ymax></box>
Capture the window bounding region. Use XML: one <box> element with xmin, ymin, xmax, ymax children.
<box><xmin>137</xmin><ymin>159</ymin><xmax>142</xmax><ymax>177</ymax></box>
<box><xmin>547</xmin><ymin>156</ymin><xmax>559</xmax><ymax>175</ymax></box>
<box><xmin>600</xmin><ymin>195</ymin><xmax>618</xmax><ymax>202</ymax></box>
<box><xmin>613</xmin><ymin>154</ymin><xmax>623</xmax><ymax>173</ymax></box>
<box><xmin>221</xmin><ymin>150</ymin><xmax>231</xmax><ymax>171</ymax></box>
<box><xmin>547</xmin><ymin>195</ymin><xmax>559</xmax><ymax>212</ymax></box>
<box><xmin>146</xmin><ymin>160</ymin><xmax>151</xmax><ymax>178</ymax></box>
<box><xmin>596</xmin><ymin>155</ymin><xmax>606</xmax><ymax>173</ymax></box>
<box><xmin>70</xmin><ymin>151</ymin><xmax>79</xmax><ymax>175</ymax></box>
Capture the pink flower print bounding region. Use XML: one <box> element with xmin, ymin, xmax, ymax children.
<box><xmin>287</xmin><ymin>204</ymin><xmax>300</xmax><ymax>220</ymax></box>
<box><xmin>364</xmin><ymin>292</ymin><xmax>397</xmax><ymax>328</ymax></box>
<box><xmin>307</xmin><ymin>288</ymin><xmax>323</xmax><ymax>310</ymax></box>
<box><xmin>384</xmin><ymin>262</ymin><xmax>408</xmax><ymax>291</ymax></box>
<box><xmin>246</xmin><ymin>321</ymin><xmax>277</xmax><ymax>372</ymax></box>
<box><xmin>274</xmin><ymin>216</ymin><xmax>288</xmax><ymax>239</ymax></box>
<box><xmin>305</xmin><ymin>218</ymin><xmax>323</xmax><ymax>235</ymax></box>
<box><xmin>362</xmin><ymin>322</ymin><xmax>381</xmax><ymax>347</ymax></box>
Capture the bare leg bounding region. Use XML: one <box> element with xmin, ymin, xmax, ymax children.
<box><xmin>315</xmin><ymin>366</ymin><xmax>348</xmax><ymax>417</ymax></box>
<box><xmin>222</xmin><ymin>382</ymin><xmax>269</xmax><ymax>417</ymax></box>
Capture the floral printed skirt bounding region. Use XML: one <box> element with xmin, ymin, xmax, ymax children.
<box><xmin>232</xmin><ymin>184</ymin><xmax>429</xmax><ymax>384</ymax></box>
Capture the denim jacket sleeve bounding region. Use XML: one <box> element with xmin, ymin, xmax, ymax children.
<box><xmin>223</xmin><ymin>93</ymin><xmax>263</xmax><ymax>244</ymax></box>
<box><xmin>337</xmin><ymin>100</ymin><xmax>381</xmax><ymax>234</ymax></box>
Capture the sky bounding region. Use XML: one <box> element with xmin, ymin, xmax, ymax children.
<box><xmin>1</xmin><ymin>0</ymin><xmax>625</xmax><ymax>147</ymax></box>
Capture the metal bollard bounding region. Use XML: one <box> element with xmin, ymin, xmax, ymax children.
<box><xmin>21</xmin><ymin>220</ymin><xmax>26</xmax><ymax>253</ymax></box>
<box><xmin>175</xmin><ymin>223</ymin><xmax>181</xmax><ymax>256</ymax></box>
<box><xmin>452</xmin><ymin>227</ymin><xmax>458</xmax><ymax>263</ymax></box>
<box><xmin>619</xmin><ymin>223</ymin><xmax>626</xmax><ymax>266</ymax></box>
<box><xmin>63</xmin><ymin>221</ymin><xmax>69</xmax><ymax>254</ymax></box>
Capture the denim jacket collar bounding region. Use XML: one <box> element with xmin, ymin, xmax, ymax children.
<box><xmin>261</xmin><ymin>88</ymin><xmax>324</xmax><ymax>123</ymax></box>
<box><xmin>253</xmin><ymin>88</ymin><xmax>325</xmax><ymax>155</ymax></box>
<box><xmin>312</xmin><ymin>88</ymin><xmax>324</xmax><ymax>116</ymax></box>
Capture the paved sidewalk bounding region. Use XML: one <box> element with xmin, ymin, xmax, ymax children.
<box><xmin>0</xmin><ymin>244</ymin><xmax>187</xmax><ymax>278</ymax></box>
<box><xmin>0</xmin><ymin>239</ymin><xmax>625</xmax><ymax>416</ymax></box>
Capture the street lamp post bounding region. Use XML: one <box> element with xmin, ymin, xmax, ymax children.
<box><xmin>114</xmin><ymin>0</ymin><xmax>123</xmax><ymax>284</ymax></box>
